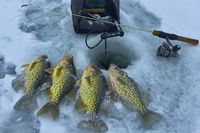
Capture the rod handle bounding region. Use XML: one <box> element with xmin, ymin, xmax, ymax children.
<box><xmin>153</xmin><ymin>30</ymin><xmax>199</xmax><ymax>45</ymax></box>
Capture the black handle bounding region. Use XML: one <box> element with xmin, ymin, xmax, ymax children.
<box><xmin>101</xmin><ymin>31</ymin><xmax>124</xmax><ymax>39</ymax></box>
<box><xmin>153</xmin><ymin>30</ymin><xmax>199</xmax><ymax>45</ymax></box>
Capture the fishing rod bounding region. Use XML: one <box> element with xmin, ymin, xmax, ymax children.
<box><xmin>21</xmin><ymin>4</ymin><xmax>199</xmax><ymax>45</ymax></box>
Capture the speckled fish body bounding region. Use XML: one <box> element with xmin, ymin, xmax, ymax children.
<box><xmin>50</xmin><ymin>54</ymin><xmax>76</xmax><ymax>106</ymax></box>
<box><xmin>37</xmin><ymin>53</ymin><xmax>76</xmax><ymax>120</ymax></box>
<box><xmin>109</xmin><ymin>63</ymin><xmax>163</xmax><ymax>127</ymax></box>
<box><xmin>80</xmin><ymin>62</ymin><xmax>107</xmax><ymax>118</ymax></box>
<box><xmin>75</xmin><ymin>62</ymin><xmax>108</xmax><ymax>132</ymax></box>
<box><xmin>24</xmin><ymin>55</ymin><xmax>50</xmax><ymax>96</ymax></box>
<box><xmin>14</xmin><ymin>55</ymin><xmax>50</xmax><ymax>110</ymax></box>
<box><xmin>109</xmin><ymin>63</ymin><xmax>147</xmax><ymax>114</ymax></box>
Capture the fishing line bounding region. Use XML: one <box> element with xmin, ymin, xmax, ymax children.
<box><xmin>21</xmin><ymin>4</ymin><xmax>199</xmax><ymax>45</ymax></box>
<box><xmin>21</xmin><ymin>4</ymin><xmax>153</xmax><ymax>34</ymax></box>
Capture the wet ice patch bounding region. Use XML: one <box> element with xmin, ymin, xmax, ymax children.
<box><xmin>18</xmin><ymin>2</ymin><xmax>84</xmax><ymax>68</ymax></box>
<box><xmin>0</xmin><ymin>54</ymin><xmax>5</xmax><ymax>78</ymax></box>
<box><xmin>0</xmin><ymin>111</ymin><xmax>40</xmax><ymax>133</ymax></box>
<box><xmin>1</xmin><ymin>36</ymin><xmax>12</xmax><ymax>42</ymax></box>
<box><xmin>19</xmin><ymin>22</ymin><xmax>42</xmax><ymax>33</ymax></box>
<box><xmin>0</xmin><ymin>53</ymin><xmax>16</xmax><ymax>79</ymax></box>
<box><xmin>106</xmin><ymin>101</ymin><xmax>129</xmax><ymax>120</ymax></box>
<box><xmin>35</xmin><ymin>23</ymin><xmax>62</xmax><ymax>42</ymax></box>
<box><xmin>20</xmin><ymin>3</ymin><xmax>68</xmax><ymax>42</ymax></box>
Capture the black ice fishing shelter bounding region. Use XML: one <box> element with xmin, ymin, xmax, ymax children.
<box><xmin>71</xmin><ymin>0</ymin><xmax>120</xmax><ymax>34</ymax></box>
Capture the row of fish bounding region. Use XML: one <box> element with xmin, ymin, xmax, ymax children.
<box><xmin>12</xmin><ymin>54</ymin><xmax>163</xmax><ymax>132</ymax></box>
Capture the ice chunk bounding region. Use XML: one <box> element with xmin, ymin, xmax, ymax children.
<box><xmin>0</xmin><ymin>53</ymin><xmax>5</xmax><ymax>78</ymax></box>
<box><xmin>5</xmin><ymin>63</ymin><xmax>16</xmax><ymax>75</ymax></box>
<box><xmin>106</xmin><ymin>101</ymin><xmax>129</xmax><ymax>120</ymax></box>
<box><xmin>19</xmin><ymin>22</ymin><xmax>43</xmax><ymax>33</ymax></box>
<box><xmin>16</xmin><ymin>117</ymin><xmax>22</xmax><ymax>122</ymax></box>
<box><xmin>0</xmin><ymin>53</ymin><xmax>16</xmax><ymax>79</ymax></box>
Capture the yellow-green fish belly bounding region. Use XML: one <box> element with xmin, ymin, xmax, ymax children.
<box><xmin>50</xmin><ymin>72</ymin><xmax>76</xmax><ymax>105</ymax></box>
<box><xmin>114</xmin><ymin>81</ymin><xmax>147</xmax><ymax>114</ymax></box>
<box><xmin>25</xmin><ymin>62</ymin><xmax>49</xmax><ymax>96</ymax></box>
<box><xmin>80</xmin><ymin>76</ymin><xmax>106</xmax><ymax>117</ymax></box>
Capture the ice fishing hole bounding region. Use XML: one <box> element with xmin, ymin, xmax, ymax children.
<box><xmin>88</xmin><ymin>41</ymin><xmax>137</xmax><ymax>70</ymax></box>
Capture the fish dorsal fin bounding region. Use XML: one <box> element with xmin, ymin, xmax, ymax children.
<box><xmin>46</xmin><ymin>87</ymin><xmax>52</xmax><ymax>97</ymax></box>
<box><xmin>141</xmin><ymin>90</ymin><xmax>151</xmax><ymax>105</ymax></box>
<box><xmin>131</xmin><ymin>79</ymin><xmax>141</xmax><ymax>89</ymax></box>
<box><xmin>109</xmin><ymin>83</ymin><xmax>113</xmax><ymax>90</ymax></box>
<box><xmin>75</xmin><ymin>95</ymin><xmax>86</xmax><ymax>111</ymax></box>
<box><xmin>131</xmin><ymin>79</ymin><xmax>151</xmax><ymax>104</ymax></box>
<box><xmin>29</xmin><ymin>61</ymin><xmax>37</xmax><ymax>70</ymax></box>
<box><xmin>55</xmin><ymin>67</ymin><xmax>62</xmax><ymax>77</ymax></box>
<box><xmin>45</xmin><ymin>68</ymin><xmax>54</xmax><ymax>74</ymax></box>
<box><xmin>65</xmin><ymin>86</ymin><xmax>79</xmax><ymax>99</ymax></box>
<box><xmin>21</xmin><ymin>64</ymin><xmax>30</xmax><ymax>68</ymax></box>
<box><xmin>85</xmin><ymin>76</ymin><xmax>91</xmax><ymax>85</ymax></box>
<box><xmin>76</xmin><ymin>79</ymin><xmax>82</xmax><ymax>87</ymax></box>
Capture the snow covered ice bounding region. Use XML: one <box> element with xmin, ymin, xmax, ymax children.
<box><xmin>0</xmin><ymin>53</ymin><xmax>16</xmax><ymax>79</ymax></box>
<box><xmin>0</xmin><ymin>0</ymin><xmax>200</xmax><ymax>133</ymax></box>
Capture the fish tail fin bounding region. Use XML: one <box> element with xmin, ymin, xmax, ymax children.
<box><xmin>142</xmin><ymin>109</ymin><xmax>163</xmax><ymax>128</ymax></box>
<box><xmin>78</xmin><ymin>119</ymin><xmax>108</xmax><ymax>132</ymax></box>
<box><xmin>14</xmin><ymin>95</ymin><xmax>38</xmax><ymax>110</ymax></box>
<box><xmin>37</xmin><ymin>102</ymin><xmax>59</xmax><ymax>120</ymax></box>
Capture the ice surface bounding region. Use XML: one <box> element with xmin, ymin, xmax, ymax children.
<box><xmin>0</xmin><ymin>0</ymin><xmax>200</xmax><ymax>133</ymax></box>
<box><xmin>1</xmin><ymin>110</ymin><xmax>40</xmax><ymax>133</ymax></box>
<box><xmin>106</xmin><ymin>101</ymin><xmax>129</xmax><ymax>120</ymax></box>
<box><xmin>0</xmin><ymin>53</ymin><xmax>16</xmax><ymax>79</ymax></box>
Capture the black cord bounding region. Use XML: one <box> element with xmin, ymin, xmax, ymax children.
<box><xmin>85</xmin><ymin>22</ymin><xmax>117</xmax><ymax>57</ymax></box>
<box><xmin>85</xmin><ymin>30</ymin><xmax>103</xmax><ymax>49</ymax></box>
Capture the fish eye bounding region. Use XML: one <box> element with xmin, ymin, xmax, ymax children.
<box><xmin>42</xmin><ymin>55</ymin><xmax>48</xmax><ymax>59</ymax></box>
<box><xmin>91</xmin><ymin>63</ymin><xmax>97</xmax><ymax>69</ymax></box>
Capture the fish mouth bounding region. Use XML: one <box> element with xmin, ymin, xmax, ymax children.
<box><xmin>86</xmin><ymin>62</ymin><xmax>96</xmax><ymax>72</ymax></box>
<box><xmin>59</xmin><ymin>54</ymin><xmax>74</xmax><ymax>67</ymax></box>
<box><xmin>109</xmin><ymin>63</ymin><xmax>116</xmax><ymax>75</ymax></box>
<box><xmin>64</xmin><ymin>53</ymin><xmax>74</xmax><ymax>60</ymax></box>
<box><xmin>40</xmin><ymin>55</ymin><xmax>48</xmax><ymax>59</ymax></box>
<box><xmin>88</xmin><ymin>62</ymin><xmax>96</xmax><ymax>67</ymax></box>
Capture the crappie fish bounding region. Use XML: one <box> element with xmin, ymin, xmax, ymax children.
<box><xmin>109</xmin><ymin>63</ymin><xmax>163</xmax><ymax>127</ymax></box>
<box><xmin>75</xmin><ymin>62</ymin><xmax>108</xmax><ymax>132</ymax></box>
<box><xmin>14</xmin><ymin>55</ymin><xmax>50</xmax><ymax>110</ymax></box>
<box><xmin>37</xmin><ymin>53</ymin><xmax>76</xmax><ymax>120</ymax></box>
